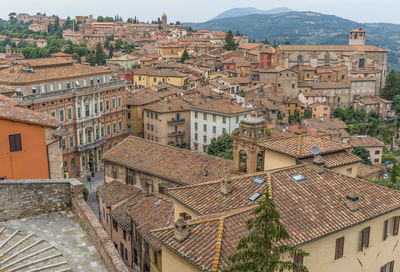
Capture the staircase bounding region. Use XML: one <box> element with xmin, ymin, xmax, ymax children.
<box><xmin>0</xmin><ymin>227</ymin><xmax>71</xmax><ymax>272</ymax></box>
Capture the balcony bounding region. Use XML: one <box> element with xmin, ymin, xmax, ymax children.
<box><xmin>174</xmin><ymin>142</ymin><xmax>187</xmax><ymax>148</ymax></box>
<box><xmin>15</xmin><ymin>79</ymin><xmax>127</xmax><ymax>103</ymax></box>
<box><xmin>168</xmin><ymin>131</ymin><xmax>185</xmax><ymax>137</ymax></box>
<box><xmin>77</xmin><ymin>139</ymin><xmax>106</xmax><ymax>152</ymax></box>
<box><xmin>167</xmin><ymin>118</ymin><xmax>185</xmax><ymax>125</ymax></box>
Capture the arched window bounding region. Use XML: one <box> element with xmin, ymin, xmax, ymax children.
<box><xmin>297</xmin><ymin>55</ymin><xmax>303</xmax><ymax>64</ymax></box>
<box><xmin>63</xmin><ymin>161</ymin><xmax>68</xmax><ymax>172</ymax></box>
<box><xmin>239</xmin><ymin>150</ymin><xmax>247</xmax><ymax>173</ymax></box>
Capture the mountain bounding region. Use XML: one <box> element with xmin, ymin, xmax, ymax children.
<box><xmin>186</xmin><ymin>11</ymin><xmax>400</xmax><ymax>70</ymax></box>
<box><xmin>211</xmin><ymin>7</ymin><xmax>293</xmax><ymax>20</ymax></box>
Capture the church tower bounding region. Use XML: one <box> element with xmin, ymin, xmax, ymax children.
<box><xmin>232</xmin><ymin>117</ymin><xmax>269</xmax><ymax>174</ymax></box>
<box><xmin>162</xmin><ymin>13</ymin><xmax>167</xmax><ymax>25</ymax></box>
<box><xmin>349</xmin><ymin>28</ymin><xmax>366</xmax><ymax>46</ymax></box>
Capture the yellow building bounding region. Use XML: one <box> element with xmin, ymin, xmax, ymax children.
<box><xmin>126</xmin><ymin>85</ymin><xmax>184</xmax><ymax>137</ymax></box>
<box><xmin>133</xmin><ymin>68</ymin><xmax>187</xmax><ymax>89</ymax></box>
<box><xmin>157</xmin><ymin>44</ymin><xmax>185</xmax><ymax>60</ymax></box>
<box><xmin>152</xmin><ymin>162</ymin><xmax>400</xmax><ymax>272</ymax></box>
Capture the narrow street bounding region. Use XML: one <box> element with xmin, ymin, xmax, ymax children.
<box><xmin>79</xmin><ymin>172</ymin><xmax>105</xmax><ymax>218</ymax></box>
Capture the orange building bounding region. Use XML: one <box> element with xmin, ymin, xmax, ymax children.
<box><xmin>0</xmin><ymin>101</ymin><xmax>63</xmax><ymax>180</ymax></box>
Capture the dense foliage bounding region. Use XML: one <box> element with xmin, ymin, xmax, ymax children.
<box><xmin>206</xmin><ymin>133</ymin><xmax>233</xmax><ymax>160</ymax></box>
<box><xmin>180</xmin><ymin>49</ymin><xmax>189</xmax><ymax>63</ymax></box>
<box><xmin>224</xmin><ymin>30</ymin><xmax>238</xmax><ymax>51</ymax></box>
<box><xmin>352</xmin><ymin>147</ymin><xmax>372</xmax><ymax>165</ymax></box>
<box><xmin>225</xmin><ymin>189</ymin><xmax>309</xmax><ymax>272</ymax></box>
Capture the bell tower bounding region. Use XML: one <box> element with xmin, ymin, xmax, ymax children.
<box><xmin>232</xmin><ymin>117</ymin><xmax>269</xmax><ymax>174</ymax></box>
<box><xmin>161</xmin><ymin>13</ymin><xmax>167</xmax><ymax>26</ymax></box>
<box><xmin>349</xmin><ymin>28</ymin><xmax>366</xmax><ymax>46</ymax></box>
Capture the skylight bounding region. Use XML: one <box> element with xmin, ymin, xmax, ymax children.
<box><xmin>249</xmin><ymin>192</ymin><xmax>262</xmax><ymax>201</ymax></box>
<box><xmin>154</xmin><ymin>199</ymin><xmax>162</xmax><ymax>205</ymax></box>
<box><xmin>290</xmin><ymin>173</ymin><xmax>307</xmax><ymax>183</ymax></box>
<box><xmin>252</xmin><ymin>177</ymin><xmax>266</xmax><ymax>185</ymax></box>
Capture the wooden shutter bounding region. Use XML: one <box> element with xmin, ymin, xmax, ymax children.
<box><xmin>335</xmin><ymin>237</ymin><xmax>344</xmax><ymax>260</ymax></box>
<box><xmin>365</xmin><ymin>227</ymin><xmax>370</xmax><ymax>248</ymax></box>
<box><xmin>384</xmin><ymin>220</ymin><xmax>388</xmax><ymax>240</ymax></box>
<box><xmin>294</xmin><ymin>256</ymin><xmax>303</xmax><ymax>272</ymax></box>
<box><xmin>390</xmin><ymin>261</ymin><xmax>394</xmax><ymax>272</ymax></box>
<box><xmin>9</xmin><ymin>135</ymin><xmax>15</xmax><ymax>152</ymax></box>
<box><xmin>360</xmin><ymin>227</ymin><xmax>370</xmax><ymax>251</ymax></box>
<box><xmin>15</xmin><ymin>134</ymin><xmax>21</xmax><ymax>151</ymax></box>
<box><xmin>393</xmin><ymin>217</ymin><xmax>399</xmax><ymax>236</ymax></box>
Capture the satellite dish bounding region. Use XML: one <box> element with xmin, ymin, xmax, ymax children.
<box><xmin>311</xmin><ymin>146</ymin><xmax>320</xmax><ymax>157</ymax></box>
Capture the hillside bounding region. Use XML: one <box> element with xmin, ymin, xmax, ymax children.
<box><xmin>186</xmin><ymin>11</ymin><xmax>400</xmax><ymax>70</ymax></box>
<box><xmin>211</xmin><ymin>7</ymin><xmax>293</xmax><ymax>20</ymax></box>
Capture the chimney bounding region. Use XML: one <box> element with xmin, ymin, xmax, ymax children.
<box><xmin>345</xmin><ymin>190</ymin><xmax>359</xmax><ymax>212</ymax></box>
<box><xmin>312</xmin><ymin>155</ymin><xmax>325</xmax><ymax>174</ymax></box>
<box><xmin>174</xmin><ymin>217</ymin><xmax>189</xmax><ymax>242</ymax></box>
<box><xmin>203</xmin><ymin>167</ymin><xmax>209</xmax><ymax>176</ymax></box>
<box><xmin>220</xmin><ymin>176</ymin><xmax>232</xmax><ymax>195</ymax></box>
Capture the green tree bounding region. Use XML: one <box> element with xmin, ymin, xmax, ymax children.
<box><xmin>224</xmin><ymin>30</ymin><xmax>238</xmax><ymax>51</ymax></box>
<box><xmin>86</xmin><ymin>51</ymin><xmax>96</xmax><ymax>66</ymax></box>
<box><xmin>108</xmin><ymin>45</ymin><xmax>113</xmax><ymax>59</ymax></box>
<box><xmin>352</xmin><ymin>147</ymin><xmax>372</xmax><ymax>165</ymax></box>
<box><xmin>97</xmin><ymin>16</ymin><xmax>105</xmax><ymax>22</ymax></box>
<box><xmin>95</xmin><ymin>43</ymin><xmax>106</xmax><ymax>65</ymax></box>
<box><xmin>382</xmin><ymin>70</ymin><xmax>400</xmax><ymax>100</ymax></box>
<box><xmin>303</xmin><ymin>108</ymin><xmax>312</xmax><ymax>119</ymax></box>
<box><xmin>114</xmin><ymin>39</ymin><xmax>123</xmax><ymax>51</ymax></box>
<box><xmin>206</xmin><ymin>133</ymin><xmax>233</xmax><ymax>160</ymax></box>
<box><xmin>180</xmin><ymin>49</ymin><xmax>189</xmax><ymax>63</ymax></box>
<box><xmin>225</xmin><ymin>189</ymin><xmax>309</xmax><ymax>272</ymax></box>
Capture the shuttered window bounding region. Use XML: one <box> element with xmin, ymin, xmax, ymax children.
<box><xmin>360</xmin><ymin>227</ymin><xmax>370</xmax><ymax>250</ymax></box>
<box><xmin>384</xmin><ymin>217</ymin><xmax>399</xmax><ymax>240</ymax></box>
<box><xmin>393</xmin><ymin>217</ymin><xmax>400</xmax><ymax>236</ymax></box>
<box><xmin>9</xmin><ymin>134</ymin><xmax>22</xmax><ymax>152</ymax></box>
<box><xmin>335</xmin><ymin>237</ymin><xmax>344</xmax><ymax>260</ymax></box>
<box><xmin>293</xmin><ymin>255</ymin><xmax>304</xmax><ymax>272</ymax></box>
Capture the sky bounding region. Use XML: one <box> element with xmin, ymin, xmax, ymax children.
<box><xmin>1</xmin><ymin>0</ymin><xmax>400</xmax><ymax>24</ymax></box>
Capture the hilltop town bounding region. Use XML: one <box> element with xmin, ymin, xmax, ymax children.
<box><xmin>1</xmin><ymin>11</ymin><xmax>400</xmax><ymax>272</ymax></box>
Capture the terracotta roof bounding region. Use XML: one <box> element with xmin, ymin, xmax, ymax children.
<box><xmin>357</xmin><ymin>163</ymin><xmax>385</xmax><ymax>179</ymax></box>
<box><xmin>349</xmin><ymin>135</ymin><xmax>385</xmax><ymax>148</ymax></box>
<box><xmin>153</xmin><ymin>164</ymin><xmax>400</xmax><ymax>271</ymax></box>
<box><xmin>98</xmin><ymin>180</ymin><xmax>142</xmax><ymax>207</ymax></box>
<box><xmin>303</xmin><ymin>117</ymin><xmax>348</xmax><ymax>131</ymax></box>
<box><xmin>0</xmin><ymin>94</ymin><xmax>18</xmax><ymax>105</ymax></box>
<box><xmin>127</xmin><ymin>193</ymin><xmax>174</xmax><ymax>250</ymax></box>
<box><xmin>234</xmin><ymin>77</ymin><xmax>252</xmax><ymax>84</ymax></box>
<box><xmin>299</xmin><ymin>150</ymin><xmax>361</xmax><ymax>168</ymax></box>
<box><xmin>279</xmin><ymin>44</ymin><xmax>388</xmax><ymax>52</ymax></box>
<box><xmin>0</xmin><ymin>104</ymin><xmax>59</xmax><ymax>128</ymax></box>
<box><xmin>133</xmin><ymin>68</ymin><xmax>186</xmax><ymax>77</ymax></box>
<box><xmin>257</xmin><ymin>135</ymin><xmax>350</xmax><ymax>159</ymax></box>
<box><xmin>356</xmin><ymin>97</ymin><xmax>392</xmax><ymax>105</ymax></box>
<box><xmin>238</xmin><ymin>43</ymin><xmax>262</xmax><ymax>50</ymax></box>
<box><xmin>126</xmin><ymin>89</ymin><xmax>162</xmax><ymax>106</ymax></box>
<box><xmin>102</xmin><ymin>136</ymin><xmax>233</xmax><ymax>186</ymax></box>
<box><xmin>143</xmin><ymin>97</ymin><xmax>190</xmax><ymax>113</ymax></box>
<box><xmin>190</xmin><ymin>97</ymin><xmax>252</xmax><ymax>115</ymax></box>
<box><xmin>223</xmin><ymin>57</ymin><xmax>251</xmax><ymax>67</ymax></box>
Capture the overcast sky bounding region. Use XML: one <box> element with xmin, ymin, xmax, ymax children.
<box><xmin>1</xmin><ymin>0</ymin><xmax>399</xmax><ymax>24</ymax></box>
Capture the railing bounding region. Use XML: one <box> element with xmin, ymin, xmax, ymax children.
<box><xmin>77</xmin><ymin>139</ymin><xmax>107</xmax><ymax>152</ymax></box>
<box><xmin>168</xmin><ymin>131</ymin><xmax>185</xmax><ymax>136</ymax></box>
<box><xmin>14</xmin><ymin>79</ymin><xmax>127</xmax><ymax>102</ymax></box>
<box><xmin>174</xmin><ymin>142</ymin><xmax>187</xmax><ymax>148</ymax></box>
<box><xmin>167</xmin><ymin>118</ymin><xmax>185</xmax><ymax>125</ymax></box>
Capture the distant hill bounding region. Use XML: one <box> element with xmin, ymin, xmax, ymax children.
<box><xmin>211</xmin><ymin>7</ymin><xmax>293</xmax><ymax>20</ymax></box>
<box><xmin>186</xmin><ymin>11</ymin><xmax>400</xmax><ymax>70</ymax></box>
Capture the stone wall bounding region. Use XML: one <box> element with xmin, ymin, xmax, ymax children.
<box><xmin>0</xmin><ymin>179</ymin><xmax>71</xmax><ymax>221</ymax></box>
<box><xmin>71</xmin><ymin>187</ymin><xmax>131</xmax><ymax>272</ymax></box>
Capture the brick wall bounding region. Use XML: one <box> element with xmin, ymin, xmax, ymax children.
<box><xmin>0</xmin><ymin>179</ymin><xmax>71</xmax><ymax>221</ymax></box>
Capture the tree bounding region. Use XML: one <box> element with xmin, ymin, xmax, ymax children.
<box><xmin>108</xmin><ymin>45</ymin><xmax>113</xmax><ymax>59</ymax></box>
<box><xmin>303</xmin><ymin>108</ymin><xmax>312</xmax><ymax>119</ymax></box>
<box><xmin>95</xmin><ymin>43</ymin><xmax>106</xmax><ymax>65</ymax></box>
<box><xmin>175</xmin><ymin>21</ymin><xmax>181</xmax><ymax>25</ymax></box>
<box><xmin>206</xmin><ymin>133</ymin><xmax>233</xmax><ymax>160</ymax></box>
<box><xmin>382</xmin><ymin>70</ymin><xmax>400</xmax><ymax>100</ymax></box>
<box><xmin>97</xmin><ymin>16</ymin><xmax>105</xmax><ymax>22</ymax></box>
<box><xmin>86</xmin><ymin>51</ymin><xmax>96</xmax><ymax>66</ymax></box>
<box><xmin>352</xmin><ymin>147</ymin><xmax>372</xmax><ymax>165</ymax></box>
<box><xmin>224</xmin><ymin>30</ymin><xmax>238</xmax><ymax>51</ymax></box>
<box><xmin>225</xmin><ymin>189</ymin><xmax>309</xmax><ymax>272</ymax></box>
<box><xmin>180</xmin><ymin>49</ymin><xmax>189</xmax><ymax>63</ymax></box>
<box><xmin>114</xmin><ymin>39</ymin><xmax>123</xmax><ymax>51</ymax></box>
<box><xmin>8</xmin><ymin>12</ymin><xmax>17</xmax><ymax>19</ymax></box>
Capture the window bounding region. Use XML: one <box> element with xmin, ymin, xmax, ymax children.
<box><xmin>293</xmin><ymin>255</ymin><xmax>304</xmax><ymax>272</ymax></box>
<box><xmin>325</xmin><ymin>55</ymin><xmax>330</xmax><ymax>64</ymax></box>
<box><xmin>195</xmin><ymin>122</ymin><xmax>198</xmax><ymax>130</ymax></box>
<box><xmin>154</xmin><ymin>250</ymin><xmax>158</xmax><ymax>267</ymax></box>
<box><xmin>79</xmin><ymin>132</ymin><xmax>83</xmax><ymax>145</ymax></box>
<box><xmin>50</xmin><ymin>83</ymin><xmax>54</xmax><ymax>91</ymax></box>
<box><xmin>119</xmin><ymin>120</ymin><xmax>122</xmax><ymax>131</ymax></box>
<box><xmin>384</xmin><ymin>217</ymin><xmax>400</xmax><ymax>240</ymax></box>
<box><xmin>374</xmin><ymin>159</ymin><xmax>379</xmax><ymax>163</ymax></box>
<box><xmin>222</xmin><ymin>128</ymin><xmax>227</xmax><ymax>134</ymax></box>
<box><xmin>123</xmin><ymin>229</ymin><xmax>126</xmax><ymax>240</ymax></box>
<box><xmin>100</xmin><ymin>100</ymin><xmax>104</xmax><ymax>112</ymax></box>
<box><xmin>94</xmin><ymin>103</ymin><xmax>98</xmax><ymax>115</ymax></box>
<box><xmin>113</xmin><ymin>123</ymin><xmax>117</xmax><ymax>133</ymax></box>
<box><xmin>106</xmin><ymin>99</ymin><xmax>110</xmax><ymax>111</ymax></box>
<box><xmin>67</xmin><ymin>107</ymin><xmax>72</xmax><ymax>120</ymax></box>
<box><xmin>107</xmin><ymin>124</ymin><xmax>111</xmax><ymax>135</ymax></box>
<box><xmin>203</xmin><ymin>113</ymin><xmax>207</xmax><ymax>121</ymax></box>
<box><xmin>59</xmin><ymin>109</ymin><xmax>64</xmax><ymax>122</ymax></box>
<box><xmin>112</xmin><ymin>97</ymin><xmax>116</xmax><ymax>109</ymax></box>
<box><xmin>195</xmin><ymin>111</ymin><xmax>198</xmax><ymax>118</ymax></box>
<box><xmin>9</xmin><ymin>134</ymin><xmax>22</xmax><ymax>152</ymax></box>
<box><xmin>360</xmin><ymin>227</ymin><xmax>370</xmax><ymax>250</ymax></box>
<box><xmin>83</xmin><ymin>79</ymin><xmax>87</xmax><ymax>86</ymax></box>
<box><xmin>292</xmin><ymin>83</ymin><xmax>295</xmax><ymax>89</ymax></box>
<box><xmin>101</xmin><ymin>127</ymin><xmax>104</xmax><ymax>137</ymax></box>
<box><xmin>223</xmin><ymin>116</ymin><xmax>226</xmax><ymax>124</ymax></box>
<box><xmin>66</xmin><ymin>82</ymin><xmax>71</xmax><ymax>89</ymax></box>
<box><xmin>346</xmin><ymin>168</ymin><xmax>352</xmax><ymax>174</ymax></box>
<box><xmin>77</xmin><ymin>107</ymin><xmax>81</xmax><ymax>118</ymax></box>
<box><xmin>297</xmin><ymin>55</ymin><xmax>303</xmax><ymax>64</ymax></box>
<box><xmin>203</xmin><ymin>135</ymin><xmax>207</xmax><ymax>143</ymax></box>
<box><xmin>71</xmin><ymin>159</ymin><xmax>75</xmax><ymax>169</ymax></box>
<box><xmin>335</xmin><ymin>237</ymin><xmax>344</xmax><ymax>260</ymax></box>
<box><xmin>359</xmin><ymin>58</ymin><xmax>365</xmax><ymax>68</ymax></box>
<box><xmin>69</xmin><ymin>135</ymin><xmax>74</xmax><ymax>147</ymax></box>
<box><xmin>213</xmin><ymin>126</ymin><xmax>216</xmax><ymax>133</ymax></box>
<box><xmin>113</xmin><ymin>220</ymin><xmax>118</xmax><ymax>232</ymax></box>
<box><xmin>375</xmin><ymin>150</ymin><xmax>380</xmax><ymax>155</ymax></box>
<box><xmin>58</xmin><ymin>82</ymin><xmax>62</xmax><ymax>90</ymax></box>
<box><xmin>213</xmin><ymin>114</ymin><xmax>216</xmax><ymax>122</ymax></box>
<box><xmin>382</xmin><ymin>261</ymin><xmax>394</xmax><ymax>272</ymax></box>
<box><xmin>40</xmin><ymin>84</ymin><xmax>46</xmax><ymax>93</ymax></box>
<box><xmin>85</xmin><ymin>104</ymin><xmax>90</xmax><ymax>117</ymax></box>
<box><xmin>75</xmin><ymin>80</ymin><xmax>80</xmax><ymax>87</ymax></box>
<box><xmin>61</xmin><ymin>138</ymin><xmax>66</xmax><ymax>150</ymax></box>
<box><xmin>118</xmin><ymin>96</ymin><xmax>122</xmax><ymax>108</ymax></box>
<box><xmin>203</xmin><ymin>124</ymin><xmax>207</xmax><ymax>131</ymax></box>
<box><xmin>179</xmin><ymin>212</ymin><xmax>192</xmax><ymax>220</ymax></box>
<box><xmin>127</xmin><ymin>112</ymin><xmax>131</xmax><ymax>119</ymax></box>
<box><xmin>236</xmin><ymin>116</ymin><xmax>239</xmax><ymax>123</ymax></box>
<box><xmin>51</xmin><ymin>110</ymin><xmax>56</xmax><ymax>117</ymax></box>
<box><xmin>97</xmin><ymin>77</ymin><xmax>101</xmax><ymax>84</ymax></box>
<box><xmin>32</xmin><ymin>85</ymin><xmax>37</xmax><ymax>94</ymax></box>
